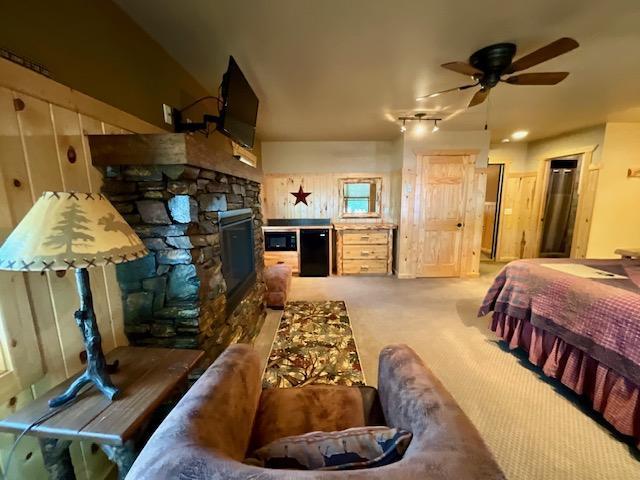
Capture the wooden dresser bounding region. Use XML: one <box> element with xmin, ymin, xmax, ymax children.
<box><xmin>334</xmin><ymin>224</ymin><xmax>396</xmax><ymax>275</ymax></box>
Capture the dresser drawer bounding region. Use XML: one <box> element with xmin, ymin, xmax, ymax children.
<box><xmin>342</xmin><ymin>231</ymin><xmax>388</xmax><ymax>245</ymax></box>
<box><xmin>343</xmin><ymin>244</ymin><xmax>388</xmax><ymax>260</ymax></box>
<box><xmin>342</xmin><ymin>260</ymin><xmax>388</xmax><ymax>275</ymax></box>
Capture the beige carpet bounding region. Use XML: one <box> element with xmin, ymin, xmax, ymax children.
<box><xmin>253</xmin><ymin>263</ymin><xmax>640</xmax><ymax>480</ymax></box>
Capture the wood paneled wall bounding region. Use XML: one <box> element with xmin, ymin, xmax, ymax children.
<box><xmin>262</xmin><ymin>172</ymin><xmax>396</xmax><ymax>222</ymax></box>
<box><xmin>0</xmin><ymin>59</ymin><xmax>162</xmax><ymax>479</ymax></box>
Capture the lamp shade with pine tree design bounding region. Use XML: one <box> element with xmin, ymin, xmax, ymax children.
<box><xmin>0</xmin><ymin>191</ymin><xmax>147</xmax><ymax>272</ymax></box>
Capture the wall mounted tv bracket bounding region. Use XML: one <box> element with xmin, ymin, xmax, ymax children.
<box><xmin>173</xmin><ymin>109</ymin><xmax>219</xmax><ymax>134</ymax></box>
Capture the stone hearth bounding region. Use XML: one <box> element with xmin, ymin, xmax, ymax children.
<box><xmin>99</xmin><ymin>163</ymin><xmax>266</xmax><ymax>362</ymax></box>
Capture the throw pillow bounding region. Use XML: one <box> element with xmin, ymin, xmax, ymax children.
<box><xmin>247</xmin><ymin>426</ymin><xmax>412</xmax><ymax>471</ymax></box>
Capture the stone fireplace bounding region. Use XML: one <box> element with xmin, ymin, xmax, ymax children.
<box><xmin>89</xmin><ymin>133</ymin><xmax>266</xmax><ymax>363</ymax></box>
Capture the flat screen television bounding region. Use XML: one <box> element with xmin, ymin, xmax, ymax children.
<box><xmin>218</xmin><ymin>56</ymin><xmax>259</xmax><ymax>149</ymax></box>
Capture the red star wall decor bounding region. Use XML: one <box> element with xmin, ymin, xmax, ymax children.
<box><xmin>291</xmin><ymin>185</ymin><xmax>311</xmax><ymax>206</ymax></box>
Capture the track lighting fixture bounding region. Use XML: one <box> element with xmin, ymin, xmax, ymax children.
<box><xmin>397</xmin><ymin>114</ymin><xmax>442</xmax><ymax>134</ymax></box>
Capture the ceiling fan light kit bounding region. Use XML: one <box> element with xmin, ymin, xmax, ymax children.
<box><xmin>417</xmin><ymin>37</ymin><xmax>579</xmax><ymax>108</ymax></box>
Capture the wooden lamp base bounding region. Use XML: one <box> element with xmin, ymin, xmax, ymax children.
<box><xmin>48</xmin><ymin>268</ymin><xmax>119</xmax><ymax>408</ymax></box>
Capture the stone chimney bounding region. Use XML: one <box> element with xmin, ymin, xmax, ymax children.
<box><xmin>90</xmin><ymin>134</ymin><xmax>266</xmax><ymax>362</ymax></box>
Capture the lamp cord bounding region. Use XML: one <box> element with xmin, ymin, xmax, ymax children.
<box><xmin>2</xmin><ymin>396</ymin><xmax>79</xmax><ymax>478</ymax></box>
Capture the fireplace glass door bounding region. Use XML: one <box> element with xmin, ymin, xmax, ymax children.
<box><xmin>220</xmin><ymin>209</ymin><xmax>256</xmax><ymax>313</ymax></box>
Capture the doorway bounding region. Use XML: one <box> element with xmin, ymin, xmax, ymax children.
<box><xmin>414</xmin><ymin>155</ymin><xmax>472</xmax><ymax>277</ymax></box>
<box><xmin>539</xmin><ymin>156</ymin><xmax>581</xmax><ymax>258</ymax></box>
<box><xmin>481</xmin><ymin>163</ymin><xmax>504</xmax><ymax>260</ymax></box>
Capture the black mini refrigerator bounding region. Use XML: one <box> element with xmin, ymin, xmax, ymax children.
<box><xmin>299</xmin><ymin>229</ymin><xmax>330</xmax><ymax>277</ymax></box>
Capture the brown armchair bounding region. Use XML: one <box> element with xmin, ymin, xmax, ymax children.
<box><xmin>126</xmin><ymin>344</ymin><xmax>505</xmax><ymax>479</ymax></box>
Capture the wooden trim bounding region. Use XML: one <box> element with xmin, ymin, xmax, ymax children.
<box><xmin>0</xmin><ymin>58</ymin><xmax>163</xmax><ymax>135</ymax></box>
<box><xmin>532</xmin><ymin>144</ymin><xmax>600</xmax><ymax>257</ymax></box>
<box><xmin>338</xmin><ymin>176</ymin><xmax>383</xmax><ymax>219</ymax></box>
<box><xmin>570</xmin><ymin>151</ymin><xmax>599</xmax><ymax>258</ymax></box>
<box><xmin>493</xmin><ymin>162</ymin><xmax>508</xmax><ymax>261</ymax></box>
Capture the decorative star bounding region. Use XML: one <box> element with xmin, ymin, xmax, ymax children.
<box><xmin>290</xmin><ymin>186</ymin><xmax>311</xmax><ymax>206</ymax></box>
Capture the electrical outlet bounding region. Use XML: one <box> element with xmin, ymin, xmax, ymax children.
<box><xmin>162</xmin><ymin>104</ymin><xmax>173</xmax><ymax>125</ymax></box>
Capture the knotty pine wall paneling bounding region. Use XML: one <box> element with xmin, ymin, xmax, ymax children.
<box><xmin>262</xmin><ymin>172</ymin><xmax>394</xmax><ymax>223</ymax></box>
<box><xmin>0</xmin><ymin>58</ymin><xmax>162</xmax><ymax>479</ymax></box>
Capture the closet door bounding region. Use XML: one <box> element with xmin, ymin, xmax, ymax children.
<box><xmin>415</xmin><ymin>155</ymin><xmax>470</xmax><ymax>277</ymax></box>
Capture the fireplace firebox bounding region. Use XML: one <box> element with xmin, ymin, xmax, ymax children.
<box><xmin>220</xmin><ymin>209</ymin><xmax>256</xmax><ymax>314</ymax></box>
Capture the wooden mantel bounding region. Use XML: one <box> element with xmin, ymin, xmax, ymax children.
<box><xmin>89</xmin><ymin>132</ymin><xmax>263</xmax><ymax>183</ymax></box>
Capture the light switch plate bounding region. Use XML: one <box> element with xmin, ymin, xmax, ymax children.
<box><xmin>162</xmin><ymin>104</ymin><xmax>173</xmax><ymax>125</ymax></box>
<box><xmin>504</xmin><ymin>208</ymin><xmax>513</xmax><ymax>215</ymax></box>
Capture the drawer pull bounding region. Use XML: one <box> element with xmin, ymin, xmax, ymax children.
<box><xmin>361</xmin><ymin>251</ymin><xmax>370</xmax><ymax>256</ymax></box>
<box><xmin>360</xmin><ymin>235</ymin><xmax>369</xmax><ymax>240</ymax></box>
<box><xmin>360</xmin><ymin>265</ymin><xmax>369</xmax><ymax>270</ymax></box>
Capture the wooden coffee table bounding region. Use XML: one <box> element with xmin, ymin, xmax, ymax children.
<box><xmin>0</xmin><ymin>346</ymin><xmax>203</xmax><ymax>479</ymax></box>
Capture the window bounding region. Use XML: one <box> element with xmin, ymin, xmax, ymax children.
<box><xmin>339</xmin><ymin>177</ymin><xmax>382</xmax><ymax>218</ymax></box>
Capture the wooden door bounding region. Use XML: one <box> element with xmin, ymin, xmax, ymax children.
<box><xmin>497</xmin><ymin>173</ymin><xmax>537</xmax><ymax>260</ymax></box>
<box><xmin>415</xmin><ymin>155</ymin><xmax>470</xmax><ymax>277</ymax></box>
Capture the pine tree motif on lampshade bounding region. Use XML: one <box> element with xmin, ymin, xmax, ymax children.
<box><xmin>0</xmin><ymin>191</ymin><xmax>147</xmax><ymax>272</ymax></box>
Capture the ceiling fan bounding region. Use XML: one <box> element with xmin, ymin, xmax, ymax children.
<box><xmin>417</xmin><ymin>38</ymin><xmax>579</xmax><ymax>108</ymax></box>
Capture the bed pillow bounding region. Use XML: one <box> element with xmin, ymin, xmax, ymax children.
<box><xmin>246</xmin><ymin>426</ymin><xmax>412</xmax><ymax>471</ymax></box>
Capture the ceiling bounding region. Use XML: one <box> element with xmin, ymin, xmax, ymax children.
<box><xmin>114</xmin><ymin>0</ymin><xmax>640</xmax><ymax>142</ymax></box>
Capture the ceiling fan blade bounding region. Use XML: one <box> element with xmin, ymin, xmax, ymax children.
<box><xmin>468</xmin><ymin>88</ymin><xmax>489</xmax><ymax>108</ymax></box>
<box><xmin>441</xmin><ymin>62</ymin><xmax>483</xmax><ymax>76</ymax></box>
<box><xmin>505</xmin><ymin>72</ymin><xmax>569</xmax><ymax>85</ymax></box>
<box><xmin>416</xmin><ymin>83</ymin><xmax>478</xmax><ymax>100</ymax></box>
<box><xmin>506</xmin><ymin>38</ymin><xmax>579</xmax><ymax>73</ymax></box>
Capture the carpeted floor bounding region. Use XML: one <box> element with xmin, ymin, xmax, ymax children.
<box><xmin>253</xmin><ymin>262</ymin><xmax>640</xmax><ymax>480</ymax></box>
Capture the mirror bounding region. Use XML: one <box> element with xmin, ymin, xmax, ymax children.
<box><xmin>339</xmin><ymin>177</ymin><xmax>382</xmax><ymax>218</ymax></box>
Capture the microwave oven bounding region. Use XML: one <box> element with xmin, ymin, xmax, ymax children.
<box><xmin>264</xmin><ymin>231</ymin><xmax>297</xmax><ymax>251</ymax></box>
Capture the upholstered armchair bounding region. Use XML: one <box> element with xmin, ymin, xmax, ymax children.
<box><xmin>126</xmin><ymin>344</ymin><xmax>505</xmax><ymax>479</ymax></box>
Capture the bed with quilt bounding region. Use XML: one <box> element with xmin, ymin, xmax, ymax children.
<box><xmin>479</xmin><ymin>258</ymin><xmax>640</xmax><ymax>446</ymax></box>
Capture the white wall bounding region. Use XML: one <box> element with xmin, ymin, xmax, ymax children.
<box><xmin>401</xmin><ymin>130</ymin><xmax>491</xmax><ymax>169</ymax></box>
<box><xmin>262</xmin><ymin>141</ymin><xmax>398</xmax><ymax>173</ymax></box>
<box><xmin>587</xmin><ymin>122</ymin><xmax>640</xmax><ymax>257</ymax></box>
<box><xmin>525</xmin><ymin>124</ymin><xmax>605</xmax><ymax>168</ymax></box>
<box><xmin>488</xmin><ymin>143</ymin><xmax>529</xmax><ymax>171</ymax></box>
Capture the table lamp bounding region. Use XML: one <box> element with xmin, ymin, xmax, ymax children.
<box><xmin>0</xmin><ymin>192</ymin><xmax>148</xmax><ymax>407</ymax></box>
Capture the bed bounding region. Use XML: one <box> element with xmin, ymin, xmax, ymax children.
<box><xmin>479</xmin><ymin>258</ymin><xmax>640</xmax><ymax>446</ymax></box>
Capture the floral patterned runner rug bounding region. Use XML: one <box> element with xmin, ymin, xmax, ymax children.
<box><xmin>262</xmin><ymin>300</ymin><xmax>365</xmax><ymax>388</ymax></box>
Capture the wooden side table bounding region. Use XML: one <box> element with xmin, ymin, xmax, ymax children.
<box><xmin>0</xmin><ymin>346</ymin><xmax>203</xmax><ymax>480</ymax></box>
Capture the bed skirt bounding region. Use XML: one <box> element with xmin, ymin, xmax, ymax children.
<box><xmin>491</xmin><ymin>311</ymin><xmax>640</xmax><ymax>445</ymax></box>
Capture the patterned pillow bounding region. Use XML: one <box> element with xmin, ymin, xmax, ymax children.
<box><xmin>247</xmin><ymin>426</ymin><xmax>412</xmax><ymax>471</ymax></box>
